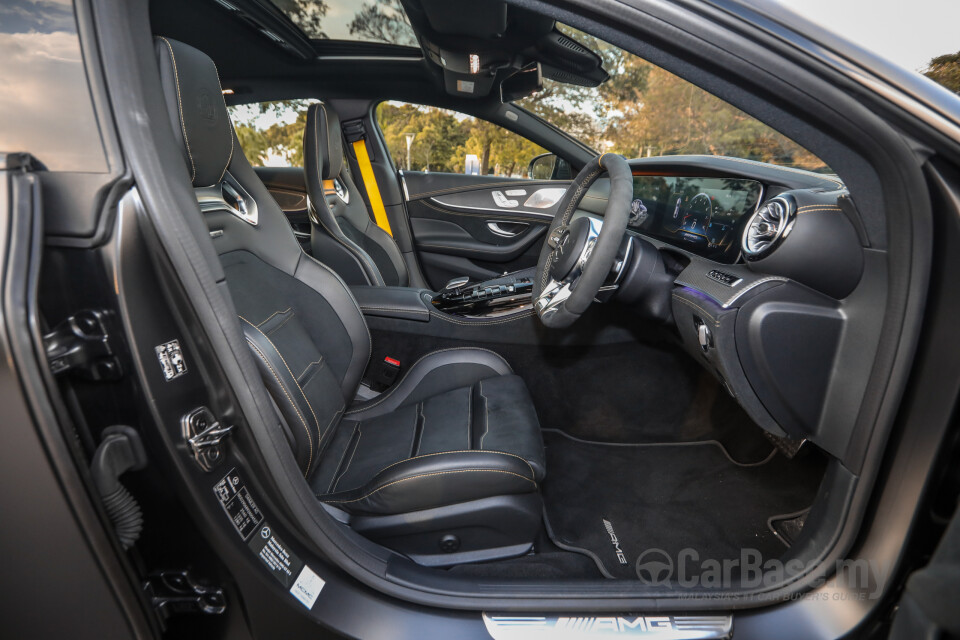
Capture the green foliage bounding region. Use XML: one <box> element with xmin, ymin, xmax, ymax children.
<box><xmin>228</xmin><ymin>100</ymin><xmax>314</xmax><ymax>167</ymax></box>
<box><xmin>273</xmin><ymin>0</ymin><xmax>330</xmax><ymax>39</ymax></box>
<box><xmin>230</xmin><ymin>26</ymin><xmax>830</xmax><ymax>175</ymax></box>
<box><xmin>348</xmin><ymin>0</ymin><xmax>416</xmax><ymax>46</ymax></box>
<box><xmin>376</xmin><ymin>102</ymin><xmax>547</xmax><ymax>176</ymax></box>
<box><xmin>520</xmin><ymin>26</ymin><xmax>828</xmax><ymax>172</ymax></box>
<box><xmin>924</xmin><ymin>51</ymin><xmax>960</xmax><ymax>94</ymax></box>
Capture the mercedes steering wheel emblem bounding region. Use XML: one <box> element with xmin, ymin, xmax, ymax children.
<box><xmin>635</xmin><ymin>548</ymin><xmax>674</xmax><ymax>585</ymax></box>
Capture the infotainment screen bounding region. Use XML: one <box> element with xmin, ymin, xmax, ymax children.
<box><xmin>628</xmin><ymin>176</ymin><xmax>762</xmax><ymax>262</ymax></box>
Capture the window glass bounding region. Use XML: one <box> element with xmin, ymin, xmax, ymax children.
<box><xmin>268</xmin><ymin>0</ymin><xmax>417</xmax><ymax>46</ymax></box>
<box><xmin>520</xmin><ymin>25</ymin><xmax>831</xmax><ymax>173</ymax></box>
<box><xmin>376</xmin><ymin>102</ymin><xmax>549</xmax><ymax>178</ymax></box>
<box><xmin>227</xmin><ymin>99</ymin><xmax>316</xmax><ymax>167</ymax></box>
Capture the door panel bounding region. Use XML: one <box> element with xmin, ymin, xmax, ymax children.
<box><xmin>403</xmin><ymin>171</ymin><xmax>570</xmax><ymax>288</ymax></box>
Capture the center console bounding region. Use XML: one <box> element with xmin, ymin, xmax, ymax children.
<box><xmin>430</xmin><ymin>271</ymin><xmax>534</xmax><ymax>318</ymax></box>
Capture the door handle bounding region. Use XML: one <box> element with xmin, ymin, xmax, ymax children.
<box><xmin>487</xmin><ymin>221</ymin><xmax>529</xmax><ymax>237</ymax></box>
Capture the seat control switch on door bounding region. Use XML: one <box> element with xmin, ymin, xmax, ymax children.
<box><xmin>181</xmin><ymin>407</ymin><xmax>234</xmax><ymax>472</ymax></box>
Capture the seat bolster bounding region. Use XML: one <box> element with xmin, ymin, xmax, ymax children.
<box><xmin>318</xmin><ymin>450</ymin><xmax>537</xmax><ymax>515</ymax></box>
<box><xmin>347</xmin><ymin>348</ymin><xmax>512</xmax><ymax>420</ymax></box>
<box><xmin>293</xmin><ymin>254</ymin><xmax>372</xmax><ymax>397</ymax></box>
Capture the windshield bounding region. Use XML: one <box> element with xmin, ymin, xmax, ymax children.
<box><xmin>520</xmin><ymin>26</ymin><xmax>831</xmax><ymax>173</ymax></box>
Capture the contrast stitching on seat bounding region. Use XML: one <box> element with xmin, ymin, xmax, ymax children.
<box><xmin>320</xmin><ymin>469</ymin><xmax>536</xmax><ymax>504</ymax></box>
<box><xmin>240</xmin><ymin>316</ymin><xmax>323</xmax><ymax>442</ymax></box>
<box><xmin>209</xmin><ymin>57</ymin><xmax>235</xmax><ymax>184</ymax></box>
<box><xmin>478</xmin><ymin>380</ymin><xmax>491</xmax><ymax>450</ymax></box>
<box><xmin>327</xmin><ymin>420</ymin><xmax>358</xmax><ymax>492</ymax></box>
<box><xmin>466</xmin><ymin>385</ymin><xmax>472</xmax><ymax>449</ymax></box>
<box><xmin>299</xmin><ymin>254</ymin><xmax>373</xmax><ymax>368</ymax></box>
<box><xmin>297</xmin><ymin>358</ymin><xmax>324</xmax><ymax>381</ymax></box>
<box><xmin>412</xmin><ymin>402</ymin><xmax>424</xmax><ymax>456</ymax></box>
<box><xmin>157</xmin><ymin>37</ymin><xmax>196</xmax><ymax>183</ymax></box>
<box><xmin>268</xmin><ymin>310</ymin><xmax>296</xmax><ymax>334</ymax></box>
<box><xmin>246</xmin><ymin>338</ymin><xmax>312</xmax><ymax>475</ymax></box>
<box><xmin>312</xmin><ymin>212</ymin><xmax>376</xmax><ymax>285</ymax></box>
<box><xmin>318</xmin><ymin>404</ymin><xmax>343</xmax><ymax>451</ymax></box>
<box><xmin>331</xmin><ymin>422</ymin><xmax>361</xmax><ymax>492</ymax></box>
<box><xmin>372</xmin><ymin>449</ymin><xmax>534</xmax><ymax>480</ymax></box>
<box><xmin>345</xmin><ymin>348</ymin><xmax>511</xmax><ymax>415</ymax></box>
<box><xmin>359</xmin><ymin>305</ymin><xmax>429</xmax><ymax>316</ymax></box>
<box><xmin>257</xmin><ymin>307</ymin><xmax>291</xmax><ymax>327</ymax></box>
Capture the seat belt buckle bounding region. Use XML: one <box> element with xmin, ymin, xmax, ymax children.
<box><xmin>369</xmin><ymin>356</ymin><xmax>400</xmax><ymax>391</ymax></box>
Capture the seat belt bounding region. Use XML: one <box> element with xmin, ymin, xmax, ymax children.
<box><xmin>342</xmin><ymin>118</ymin><xmax>393</xmax><ymax>237</ymax></box>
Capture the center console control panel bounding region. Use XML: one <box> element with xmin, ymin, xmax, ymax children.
<box><xmin>431</xmin><ymin>273</ymin><xmax>534</xmax><ymax>317</ymax></box>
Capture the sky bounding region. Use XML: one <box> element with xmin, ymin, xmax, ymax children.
<box><xmin>772</xmin><ymin>0</ymin><xmax>960</xmax><ymax>73</ymax></box>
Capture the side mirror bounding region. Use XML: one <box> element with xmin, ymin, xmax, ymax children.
<box><xmin>528</xmin><ymin>153</ymin><xmax>572</xmax><ymax>180</ymax></box>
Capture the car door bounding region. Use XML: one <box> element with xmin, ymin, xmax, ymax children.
<box><xmin>375</xmin><ymin>102</ymin><xmax>572</xmax><ymax>288</ymax></box>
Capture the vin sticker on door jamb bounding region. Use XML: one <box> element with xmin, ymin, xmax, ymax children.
<box><xmin>214</xmin><ymin>468</ymin><xmax>325</xmax><ymax>609</ymax></box>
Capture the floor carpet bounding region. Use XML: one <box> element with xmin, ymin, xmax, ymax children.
<box><xmin>541</xmin><ymin>430</ymin><xmax>826</xmax><ymax>580</ymax></box>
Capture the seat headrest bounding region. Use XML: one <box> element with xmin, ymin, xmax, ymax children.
<box><xmin>154</xmin><ymin>37</ymin><xmax>234</xmax><ymax>187</ymax></box>
<box><xmin>305</xmin><ymin>102</ymin><xmax>343</xmax><ymax>180</ymax></box>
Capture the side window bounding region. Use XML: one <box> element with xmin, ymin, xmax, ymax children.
<box><xmin>227</xmin><ymin>99</ymin><xmax>316</xmax><ymax>167</ymax></box>
<box><xmin>375</xmin><ymin>102</ymin><xmax>549</xmax><ymax>178</ymax></box>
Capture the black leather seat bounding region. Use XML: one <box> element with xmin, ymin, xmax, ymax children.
<box><xmin>155</xmin><ymin>37</ymin><xmax>546</xmax><ymax>564</ymax></box>
<box><xmin>303</xmin><ymin>103</ymin><xmax>411</xmax><ymax>287</ymax></box>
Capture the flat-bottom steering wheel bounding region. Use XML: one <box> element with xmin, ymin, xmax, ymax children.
<box><xmin>533</xmin><ymin>153</ymin><xmax>633</xmax><ymax>328</ymax></box>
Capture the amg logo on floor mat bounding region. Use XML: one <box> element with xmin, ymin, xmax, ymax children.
<box><xmin>603</xmin><ymin>519</ymin><xmax>629</xmax><ymax>565</ymax></box>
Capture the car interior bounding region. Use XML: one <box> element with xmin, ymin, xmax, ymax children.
<box><xmin>38</xmin><ymin>0</ymin><xmax>911</xmax><ymax>607</ymax></box>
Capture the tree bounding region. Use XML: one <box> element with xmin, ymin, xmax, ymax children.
<box><xmin>924</xmin><ymin>51</ymin><xmax>960</xmax><ymax>94</ymax></box>
<box><xmin>273</xmin><ymin>0</ymin><xmax>329</xmax><ymax>39</ymax></box>
<box><xmin>229</xmin><ymin>100</ymin><xmax>314</xmax><ymax>166</ymax></box>
<box><xmin>348</xmin><ymin>0</ymin><xmax>416</xmax><ymax>46</ymax></box>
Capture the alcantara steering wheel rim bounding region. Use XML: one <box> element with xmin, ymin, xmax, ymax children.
<box><xmin>533</xmin><ymin>153</ymin><xmax>634</xmax><ymax>328</ymax></box>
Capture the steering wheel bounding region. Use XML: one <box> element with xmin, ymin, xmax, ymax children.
<box><xmin>533</xmin><ymin>153</ymin><xmax>633</xmax><ymax>328</ymax></box>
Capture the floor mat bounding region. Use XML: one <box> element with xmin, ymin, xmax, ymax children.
<box><xmin>541</xmin><ymin>430</ymin><xmax>826</xmax><ymax>580</ymax></box>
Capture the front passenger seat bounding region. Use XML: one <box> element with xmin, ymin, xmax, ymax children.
<box><xmin>303</xmin><ymin>103</ymin><xmax>411</xmax><ymax>287</ymax></box>
<box><xmin>155</xmin><ymin>37</ymin><xmax>546</xmax><ymax>566</ymax></box>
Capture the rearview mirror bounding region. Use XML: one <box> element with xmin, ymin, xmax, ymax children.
<box><xmin>500</xmin><ymin>63</ymin><xmax>543</xmax><ymax>103</ymax></box>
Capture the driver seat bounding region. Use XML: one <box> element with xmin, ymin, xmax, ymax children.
<box><xmin>154</xmin><ymin>37</ymin><xmax>545</xmax><ymax>565</ymax></box>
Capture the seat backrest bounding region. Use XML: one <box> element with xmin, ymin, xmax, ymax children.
<box><xmin>154</xmin><ymin>37</ymin><xmax>371</xmax><ymax>477</ymax></box>
<box><xmin>303</xmin><ymin>103</ymin><xmax>409</xmax><ymax>287</ymax></box>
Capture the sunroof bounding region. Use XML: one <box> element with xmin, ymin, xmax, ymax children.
<box><xmin>269</xmin><ymin>0</ymin><xmax>418</xmax><ymax>47</ymax></box>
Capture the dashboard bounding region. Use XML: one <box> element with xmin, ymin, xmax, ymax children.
<box><xmin>628</xmin><ymin>175</ymin><xmax>762</xmax><ymax>263</ymax></box>
<box><xmin>574</xmin><ymin>156</ymin><xmax>873</xmax><ymax>459</ymax></box>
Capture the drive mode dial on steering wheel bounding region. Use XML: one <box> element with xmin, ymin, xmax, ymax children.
<box><xmin>533</xmin><ymin>153</ymin><xmax>634</xmax><ymax>328</ymax></box>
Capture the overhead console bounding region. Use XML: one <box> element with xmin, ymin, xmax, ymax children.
<box><xmin>403</xmin><ymin>0</ymin><xmax>608</xmax><ymax>99</ymax></box>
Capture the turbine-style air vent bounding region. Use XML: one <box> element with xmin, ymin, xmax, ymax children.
<box><xmin>741</xmin><ymin>196</ymin><xmax>796</xmax><ymax>260</ymax></box>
